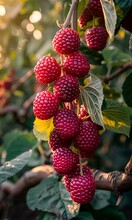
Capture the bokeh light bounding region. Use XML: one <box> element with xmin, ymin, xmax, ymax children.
<box><xmin>29</xmin><ymin>11</ymin><xmax>42</xmax><ymax>23</ymax></box>
<box><xmin>33</xmin><ymin>30</ymin><xmax>42</xmax><ymax>40</ymax></box>
<box><xmin>0</xmin><ymin>5</ymin><xmax>6</xmax><ymax>16</ymax></box>
<box><xmin>26</xmin><ymin>23</ymin><xmax>34</xmax><ymax>32</ymax></box>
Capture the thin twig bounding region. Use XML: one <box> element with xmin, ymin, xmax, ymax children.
<box><xmin>12</xmin><ymin>70</ymin><xmax>33</xmax><ymax>91</ymax></box>
<box><xmin>103</xmin><ymin>62</ymin><xmax>132</xmax><ymax>83</ymax></box>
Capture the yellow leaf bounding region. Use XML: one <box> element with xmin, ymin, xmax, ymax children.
<box><xmin>33</xmin><ymin>117</ymin><xmax>54</xmax><ymax>141</ymax></box>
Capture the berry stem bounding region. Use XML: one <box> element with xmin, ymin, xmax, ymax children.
<box><xmin>78</xmin><ymin>150</ymin><xmax>83</xmax><ymax>175</ymax></box>
<box><xmin>93</xmin><ymin>16</ymin><xmax>96</xmax><ymax>27</ymax></box>
<box><xmin>71</xmin><ymin>0</ymin><xmax>79</xmax><ymax>30</ymax></box>
<box><xmin>63</xmin><ymin>0</ymin><xmax>78</xmax><ymax>28</ymax></box>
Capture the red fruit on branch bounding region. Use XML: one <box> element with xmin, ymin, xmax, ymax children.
<box><xmin>34</xmin><ymin>56</ymin><xmax>61</xmax><ymax>84</ymax></box>
<box><xmin>64</xmin><ymin>165</ymin><xmax>92</xmax><ymax>192</ymax></box>
<box><xmin>89</xmin><ymin>0</ymin><xmax>103</xmax><ymax>18</ymax></box>
<box><xmin>78</xmin><ymin>6</ymin><xmax>93</xmax><ymax>28</ymax></box>
<box><xmin>49</xmin><ymin>129</ymin><xmax>71</xmax><ymax>151</ymax></box>
<box><xmin>53</xmin><ymin>147</ymin><xmax>79</xmax><ymax>174</ymax></box>
<box><xmin>85</xmin><ymin>26</ymin><xmax>108</xmax><ymax>51</ymax></box>
<box><xmin>52</xmin><ymin>28</ymin><xmax>80</xmax><ymax>54</ymax></box>
<box><xmin>70</xmin><ymin>174</ymin><xmax>96</xmax><ymax>204</ymax></box>
<box><xmin>64</xmin><ymin>52</ymin><xmax>90</xmax><ymax>78</ymax></box>
<box><xmin>53</xmin><ymin>75</ymin><xmax>80</xmax><ymax>102</ymax></box>
<box><xmin>75</xmin><ymin>121</ymin><xmax>100</xmax><ymax>152</ymax></box>
<box><xmin>33</xmin><ymin>91</ymin><xmax>59</xmax><ymax>120</ymax></box>
<box><xmin>53</xmin><ymin>108</ymin><xmax>80</xmax><ymax>140</ymax></box>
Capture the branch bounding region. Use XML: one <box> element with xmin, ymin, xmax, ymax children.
<box><xmin>103</xmin><ymin>62</ymin><xmax>132</xmax><ymax>83</ymax></box>
<box><xmin>0</xmin><ymin>165</ymin><xmax>54</xmax><ymax>201</ymax></box>
<box><xmin>12</xmin><ymin>70</ymin><xmax>33</xmax><ymax>91</ymax></box>
<box><xmin>0</xmin><ymin>157</ymin><xmax>132</xmax><ymax>202</ymax></box>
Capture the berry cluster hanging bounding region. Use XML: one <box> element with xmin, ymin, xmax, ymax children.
<box><xmin>33</xmin><ymin>0</ymin><xmax>108</xmax><ymax>204</ymax></box>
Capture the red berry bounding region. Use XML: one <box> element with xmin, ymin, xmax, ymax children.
<box><xmin>53</xmin><ymin>108</ymin><xmax>80</xmax><ymax>139</ymax></box>
<box><xmin>53</xmin><ymin>75</ymin><xmax>80</xmax><ymax>102</ymax></box>
<box><xmin>64</xmin><ymin>52</ymin><xmax>90</xmax><ymax>78</ymax></box>
<box><xmin>75</xmin><ymin>121</ymin><xmax>100</xmax><ymax>152</ymax></box>
<box><xmin>64</xmin><ymin>165</ymin><xmax>92</xmax><ymax>192</ymax></box>
<box><xmin>34</xmin><ymin>56</ymin><xmax>61</xmax><ymax>84</ymax></box>
<box><xmin>78</xmin><ymin>6</ymin><xmax>93</xmax><ymax>28</ymax></box>
<box><xmin>70</xmin><ymin>174</ymin><xmax>96</xmax><ymax>204</ymax></box>
<box><xmin>33</xmin><ymin>91</ymin><xmax>59</xmax><ymax>120</ymax></box>
<box><xmin>52</xmin><ymin>28</ymin><xmax>80</xmax><ymax>55</ymax></box>
<box><xmin>85</xmin><ymin>26</ymin><xmax>108</xmax><ymax>51</ymax></box>
<box><xmin>89</xmin><ymin>0</ymin><xmax>103</xmax><ymax>18</ymax></box>
<box><xmin>49</xmin><ymin>129</ymin><xmax>71</xmax><ymax>151</ymax></box>
<box><xmin>53</xmin><ymin>147</ymin><xmax>79</xmax><ymax>174</ymax></box>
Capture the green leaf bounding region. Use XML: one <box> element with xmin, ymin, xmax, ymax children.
<box><xmin>115</xmin><ymin>0</ymin><xmax>132</xmax><ymax>10</ymax></box>
<box><xmin>80</xmin><ymin>74</ymin><xmax>104</xmax><ymax>127</ymax></box>
<box><xmin>92</xmin><ymin>205</ymin><xmax>127</xmax><ymax>220</ymax></box>
<box><xmin>103</xmin><ymin>47</ymin><xmax>132</xmax><ymax>74</ymax></box>
<box><xmin>73</xmin><ymin>212</ymin><xmax>94</xmax><ymax>220</ymax></box>
<box><xmin>27</xmin><ymin>175</ymin><xmax>80</xmax><ymax>220</ymax></box>
<box><xmin>78</xmin><ymin>0</ymin><xmax>89</xmax><ymax>18</ymax></box>
<box><xmin>122</xmin><ymin>72</ymin><xmax>132</xmax><ymax>107</ymax></box>
<box><xmin>3</xmin><ymin>129</ymin><xmax>37</xmax><ymax>161</ymax></box>
<box><xmin>0</xmin><ymin>150</ymin><xmax>32</xmax><ymax>184</ymax></box>
<box><xmin>100</xmin><ymin>0</ymin><xmax>117</xmax><ymax>40</ymax></box>
<box><xmin>91</xmin><ymin>190</ymin><xmax>111</xmax><ymax>210</ymax></box>
<box><xmin>102</xmin><ymin>99</ymin><xmax>131</xmax><ymax>136</ymax></box>
<box><xmin>39</xmin><ymin>213</ymin><xmax>58</xmax><ymax>220</ymax></box>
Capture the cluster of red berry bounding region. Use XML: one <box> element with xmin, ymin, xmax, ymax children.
<box><xmin>78</xmin><ymin>0</ymin><xmax>108</xmax><ymax>51</ymax></box>
<box><xmin>0</xmin><ymin>69</ymin><xmax>14</xmax><ymax>107</ymax></box>
<box><xmin>33</xmin><ymin>26</ymin><xmax>102</xmax><ymax>204</ymax></box>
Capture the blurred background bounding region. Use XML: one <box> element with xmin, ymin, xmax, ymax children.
<box><xmin>0</xmin><ymin>0</ymin><xmax>132</xmax><ymax>220</ymax></box>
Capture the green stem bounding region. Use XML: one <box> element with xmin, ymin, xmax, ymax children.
<box><xmin>63</xmin><ymin>0</ymin><xmax>78</xmax><ymax>28</ymax></box>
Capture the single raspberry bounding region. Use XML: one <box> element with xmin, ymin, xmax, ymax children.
<box><xmin>52</xmin><ymin>28</ymin><xmax>80</xmax><ymax>55</ymax></box>
<box><xmin>78</xmin><ymin>6</ymin><xmax>93</xmax><ymax>28</ymax></box>
<box><xmin>34</xmin><ymin>56</ymin><xmax>61</xmax><ymax>84</ymax></box>
<box><xmin>64</xmin><ymin>52</ymin><xmax>90</xmax><ymax>78</ymax></box>
<box><xmin>53</xmin><ymin>75</ymin><xmax>80</xmax><ymax>102</ymax></box>
<box><xmin>75</xmin><ymin>121</ymin><xmax>100</xmax><ymax>152</ymax></box>
<box><xmin>89</xmin><ymin>0</ymin><xmax>103</xmax><ymax>18</ymax></box>
<box><xmin>33</xmin><ymin>91</ymin><xmax>59</xmax><ymax>120</ymax></box>
<box><xmin>85</xmin><ymin>26</ymin><xmax>108</xmax><ymax>51</ymax></box>
<box><xmin>70</xmin><ymin>174</ymin><xmax>96</xmax><ymax>204</ymax></box>
<box><xmin>53</xmin><ymin>147</ymin><xmax>79</xmax><ymax>174</ymax></box>
<box><xmin>49</xmin><ymin>129</ymin><xmax>71</xmax><ymax>151</ymax></box>
<box><xmin>53</xmin><ymin>108</ymin><xmax>80</xmax><ymax>139</ymax></box>
<box><xmin>64</xmin><ymin>165</ymin><xmax>92</xmax><ymax>192</ymax></box>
